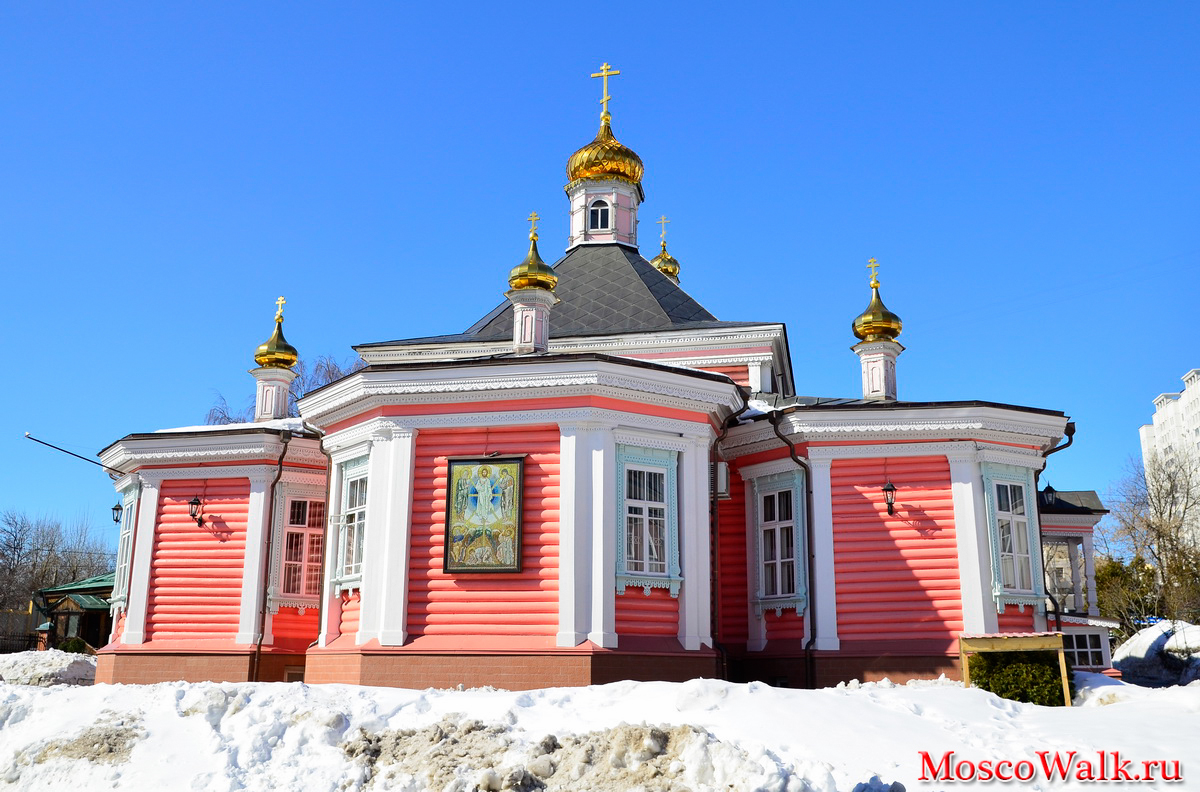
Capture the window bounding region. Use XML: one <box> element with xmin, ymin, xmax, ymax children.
<box><xmin>281</xmin><ymin>499</ymin><xmax>325</xmax><ymax>597</ymax></box>
<box><xmin>625</xmin><ymin>466</ymin><xmax>667</xmax><ymax>575</ymax></box>
<box><xmin>615</xmin><ymin>445</ymin><xmax>681</xmax><ymax>595</ymax></box>
<box><xmin>749</xmin><ymin>467</ymin><xmax>807</xmax><ymax>616</ymax></box>
<box><xmin>111</xmin><ymin>491</ymin><xmax>136</xmax><ymax>602</ymax></box>
<box><xmin>337</xmin><ymin>459</ymin><xmax>369</xmax><ymax>582</ymax></box>
<box><xmin>588</xmin><ymin>199</ymin><xmax>610</xmax><ymax>230</ymax></box>
<box><xmin>760</xmin><ymin>489</ymin><xmax>796</xmax><ymax>598</ymax></box>
<box><xmin>995</xmin><ymin>482</ymin><xmax>1033</xmax><ymax>592</ymax></box>
<box><xmin>1063</xmin><ymin>632</ymin><xmax>1105</xmax><ymax>667</ymax></box>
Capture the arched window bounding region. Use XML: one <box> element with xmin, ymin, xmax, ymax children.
<box><xmin>588</xmin><ymin>200</ymin><xmax>610</xmax><ymax>231</ymax></box>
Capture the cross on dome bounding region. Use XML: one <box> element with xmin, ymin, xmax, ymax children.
<box><xmin>591</xmin><ymin>62</ymin><xmax>621</xmax><ymax>119</ymax></box>
<box><xmin>527</xmin><ymin>211</ymin><xmax>540</xmax><ymax>240</ymax></box>
<box><xmin>658</xmin><ymin>215</ymin><xmax>670</xmax><ymax>240</ymax></box>
<box><xmin>275</xmin><ymin>295</ymin><xmax>286</xmax><ymax>321</ymax></box>
<box><xmin>867</xmin><ymin>258</ymin><xmax>880</xmax><ymax>288</ymax></box>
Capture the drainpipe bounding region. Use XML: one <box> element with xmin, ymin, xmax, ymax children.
<box><xmin>767</xmin><ymin>411</ymin><xmax>819</xmax><ymax>689</ymax></box>
<box><xmin>1038</xmin><ymin>421</ymin><xmax>1075</xmax><ymax>633</ymax></box>
<box><xmin>251</xmin><ymin>428</ymin><xmax>292</xmax><ymax>682</ymax></box>
<box><xmin>710</xmin><ymin>384</ymin><xmax>752</xmax><ymax>680</ymax></box>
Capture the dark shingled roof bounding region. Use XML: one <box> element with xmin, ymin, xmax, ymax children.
<box><xmin>1039</xmin><ymin>488</ymin><xmax>1108</xmax><ymax>515</ymax></box>
<box><xmin>359</xmin><ymin>244</ymin><xmax>763</xmax><ymax>348</ymax></box>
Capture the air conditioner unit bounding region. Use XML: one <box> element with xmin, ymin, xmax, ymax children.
<box><xmin>710</xmin><ymin>461</ymin><xmax>731</xmax><ymax>500</ymax></box>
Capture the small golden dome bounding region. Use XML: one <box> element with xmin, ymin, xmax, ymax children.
<box><xmin>508</xmin><ymin>219</ymin><xmax>558</xmax><ymax>292</ymax></box>
<box><xmin>566</xmin><ymin>114</ymin><xmax>644</xmax><ymax>186</ymax></box>
<box><xmin>650</xmin><ymin>241</ymin><xmax>680</xmax><ymax>280</ymax></box>
<box><xmin>852</xmin><ymin>275</ymin><xmax>903</xmax><ymax>343</ymax></box>
<box><xmin>254</xmin><ymin>297</ymin><xmax>299</xmax><ymax>368</ymax></box>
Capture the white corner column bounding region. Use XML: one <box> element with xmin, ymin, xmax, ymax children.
<box><xmin>948</xmin><ymin>447</ymin><xmax>998</xmax><ymax>634</ymax></box>
<box><xmin>121</xmin><ymin>475</ymin><xmax>162</xmax><ymax>645</ymax></box>
<box><xmin>807</xmin><ymin>457</ymin><xmax>840</xmax><ymax>650</ymax></box>
<box><xmin>678</xmin><ymin>434</ymin><xmax>713</xmax><ymax>651</ymax></box>
<box><xmin>1082</xmin><ymin>533</ymin><xmax>1098</xmax><ymax>615</ymax></box>
<box><xmin>378</xmin><ymin>428</ymin><xmax>418</xmax><ymax>645</ymax></box>
<box><xmin>357</xmin><ymin>427</ymin><xmax>396</xmax><ymax>645</ymax></box>
<box><xmin>557</xmin><ymin>423</ymin><xmax>597</xmax><ymax>647</ymax></box>
<box><xmin>316</xmin><ymin>452</ymin><xmax>347</xmax><ymax>648</ymax></box>
<box><xmin>587</xmin><ymin>424</ymin><xmax>618</xmax><ymax>648</ymax></box>
<box><xmin>236</xmin><ymin>472</ymin><xmax>273</xmax><ymax>645</ymax></box>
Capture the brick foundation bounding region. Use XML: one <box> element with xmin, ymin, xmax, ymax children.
<box><xmin>729</xmin><ymin>652</ymin><xmax>962</xmax><ymax>688</ymax></box>
<box><xmin>305</xmin><ymin>650</ymin><xmax>720</xmax><ymax>690</ymax></box>
<box><xmin>95</xmin><ymin>651</ymin><xmax>307</xmax><ymax>684</ymax></box>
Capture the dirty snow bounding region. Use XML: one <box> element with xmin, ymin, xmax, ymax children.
<box><xmin>0</xmin><ymin>650</ymin><xmax>95</xmax><ymax>687</ymax></box>
<box><xmin>0</xmin><ymin>671</ymin><xmax>1197</xmax><ymax>790</ymax></box>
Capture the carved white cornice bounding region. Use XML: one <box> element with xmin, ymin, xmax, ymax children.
<box><xmin>299</xmin><ymin>360</ymin><xmax>740</xmax><ymax>428</ymax></box>
<box><xmin>736</xmin><ymin>457</ymin><xmax>804</xmax><ymax>481</ymax></box>
<box><xmin>100</xmin><ymin>433</ymin><xmax>324</xmax><ymax>474</ymax></box>
<box><xmin>133</xmin><ymin>463</ymin><xmax>280</xmax><ymax>484</ymax></box>
<box><xmin>1041</xmin><ymin>514</ymin><xmax>1103</xmax><ymax>530</ymax></box>
<box><xmin>722</xmin><ymin>405</ymin><xmax>1066</xmax><ymax>458</ymax></box>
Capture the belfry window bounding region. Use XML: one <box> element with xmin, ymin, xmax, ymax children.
<box><xmin>589</xmin><ymin>200</ymin><xmax>610</xmax><ymax>231</ymax></box>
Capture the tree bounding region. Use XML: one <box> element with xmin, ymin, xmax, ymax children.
<box><xmin>0</xmin><ymin>511</ymin><xmax>114</xmax><ymax>633</ymax></box>
<box><xmin>206</xmin><ymin>354</ymin><xmax>366</xmax><ymax>425</ymax></box>
<box><xmin>1096</xmin><ymin>453</ymin><xmax>1200</xmax><ymax>635</ymax></box>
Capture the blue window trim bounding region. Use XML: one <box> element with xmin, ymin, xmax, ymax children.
<box><xmin>981</xmin><ymin>462</ymin><xmax>1046</xmax><ymax>613</ymax></box>
<box><xmin>750</xmin><ymin>469</ymin><xmax>808</xmax><ymax>617</ymax></box>
<box><xmin>333</xmin><ymin>455</ymin><xmax>368</xmax><ymax>592</ymax></box>
<box><xmin>615</xmin><ymin>444</ymin><xmax>681</xmax><ymax>597</ymax></box>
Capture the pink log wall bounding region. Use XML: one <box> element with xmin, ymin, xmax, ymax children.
<box><xmin>339</xmin><ymin>591</ymin><xmax>360</xmax><ymax>636</ymax></box>
<box><xmin>272</xmin><ymin>606</ymin><xmax>318</xmax><ymax>651</ymax></box>
<box><xmin>146</xmin><ymin>478</ymin><xmax>250</xmax><ymax>641</ymax></box>
<box><xmin>831</xmin><ymin>456</ymin><xmax>963</xmax><ymax>642</ymax></box>
<box><xmin>408</xmin><ymin>426</ymin><xmax>560</xmax><ymax>637</ymax></box>
<box><xmin>716</xmin><ymin>472</ymin><xmax>750</xmax><ymax>647</ymax></box>
<box><xmin>997</xmin><ymin>608</ymin><xmax>1036</xmax><ymax>633</ymax></box>
<box><xmin>615</xmin><ymin>587</ymin><xmax>679</xmax><ymax>636</ymax></box>
<box><xmin>765</xmin><ymin>609</ymin><xmax>805</xmax><ymax>640</ymax></box>
<box><xmin>695</xmin><ymin>365</ymin><xmax>750</xmax><ymax>388</ymax></box>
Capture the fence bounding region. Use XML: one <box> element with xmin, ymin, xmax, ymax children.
<box><xmin>0</xmin><ymin>633</ymin><xmax>37</xmax><ymax>654</ymax></box>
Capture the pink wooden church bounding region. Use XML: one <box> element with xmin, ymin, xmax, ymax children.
<box><xmin>95</xmin><ymin>66</ymin><xmax>1113</xmax><ymax>688</ymax></box>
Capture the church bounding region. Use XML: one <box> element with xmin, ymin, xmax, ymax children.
<box><xmin>94</xmin><ymin>65</ymin><xmax>1112</xmax><ymax>688</ymax></box>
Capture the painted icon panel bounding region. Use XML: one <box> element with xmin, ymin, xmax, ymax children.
<box><xmin>444</xmin><ymin>458</ymin><xmax>523</xmax><ymax>573</ymax></box>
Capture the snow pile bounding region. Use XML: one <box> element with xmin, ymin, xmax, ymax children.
<box><xmin>0</xmin><ymin>674</ymin><xmax>1197</xmax><ymax>791</ymax></box>
<box><xmin>1112</xmin><ymin>620</ymin><xmax>1200</xmax><ymax>686</ymax></box>
<box><xmin>0</xmin><ymin>650</ymin><xmax>96</xmax><ymax>687</ymax></box>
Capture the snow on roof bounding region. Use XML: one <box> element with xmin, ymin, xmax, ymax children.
<box><xmin>152</xmin><ymin>417</ymin><xmax>309</xmax><ymax>435</ymax></box>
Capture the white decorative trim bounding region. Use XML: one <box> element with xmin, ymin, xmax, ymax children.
<box><xmin>129</xmin><ymin>463</ymin><xmax>285</xmax><ymax>484</ymax></box>
<box><xmin>1040</xmin><ymin>514</ymin><xmax>1103</xmax><ymax>529</ymax></box>
<box><xmin>808</xmin><ymin>458</ymin><xmax>839</xmax><ymax>651</ymax></box>
<box><xmin>736</xmin><ymin>457</ymin><xmax>802</xmax><ymax>482</ymax></box>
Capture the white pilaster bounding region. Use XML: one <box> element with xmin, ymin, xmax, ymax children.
<box><xmin>851</xmin><ymin>339</ymin><xmax>903</xmax><ymax>401</ymax></box>
<box><xmin>1082</xmin><ymin>533</ymin><xmax>1098</xmax><ymax>616</ymax></box>
<box><xmin>948</xmin><ymin>450</ymin><xmax>997</xmax><ymax>634</ymax></box>
<box><xmin>316</xmin><ymin>457</ymin><xmax>346</xmax><ymax>647</ymax></box>
<box><xmin>235</xmin><ymin>473</ymin><xmax>272</xmax><ymax>645</ymax></box>
<box><xmin>744</xmin><ymin>481</ymin><xmax>767</xmax><ymax>651</ymax></box>
<box><xmin>808</xmin><ymin>458</ymin><xmax>839</xmax><ymax>650</ymax></box>
<box><xmin>377</xmin><ymin>428</ymin><xmax>418</xmax><ymax>646</ymax></box>
<box><xmin>556</xmin><ymin>423</ymin><xmax>596</xmax><ymax>646</ymax></box>
<box><xmin>588</xmin><ymin>424</ymin><xmax>618</xmax><ymax>648</ymax></box>
<box><xmin>1066</xmin><ymin>539</ymin><xmax>1084</xmax><ymax>612</ymax></box>
<box><xmin>678</xmin><ymin>434</ymin><xmax>713</xmax><ymax>651</ymax></box>
<box><xmin>356</xmin><ymin>428</ymin><xmax>394</xmax><ymax>645</ymax></box>
<box><xmin>120</xmin><ymin>477</ymin><xmax>160</xmax><ymax>645</ymax></box>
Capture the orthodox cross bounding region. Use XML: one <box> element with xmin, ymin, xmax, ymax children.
<box><xmin>867</xmin><ymin>258</ymin><xmax>880</xmax><ymax>287</ymax></box>
<box><xmin>657</xmin><ymin>215</ymin><xmax>670</xmax><ymax>241</ymax></box>
<box><xmin>591</xmin><ymin>62</ymin><xmax>620</xmax><ymax>116</ymax></box>
<box><xmin>527</xmin><ymin>211</ymin><xmax>540</xmax><ymax>240</ymax></box>
<box><xmin>275</xmin><ymin>295</ymin><xmax>286</xmax><ymax>321</ymax></box>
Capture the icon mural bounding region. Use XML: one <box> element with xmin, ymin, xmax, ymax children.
<box><xmin>444</xmin><ymin>458</ymin><xmax>523</xmax><ymax>573</ymax></box>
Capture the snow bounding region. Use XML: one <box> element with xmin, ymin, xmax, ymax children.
<box><xmin>152</xmin><ymin>417</ymin><xmax>309</xmax><ymax>434</ymax></box>
<box><xmin>1112</xmin><ymin>620</ymin><xmax>1200</xmax><ymax>686</ymax></box>
<box><xmin>1</xmin><ymin>667</ymin><xmax>1198</xmax><ymax>791</ymax></box>
<box><xmin>0</xmin><ymin>650</ymin><xmax>95</xmax><ymax>687</ymax></box>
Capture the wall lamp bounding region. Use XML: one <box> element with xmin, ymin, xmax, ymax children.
<box><xmin>881</xmin><ymin>481</ymin><xmax>897</xmax><ymax>516</ymax></box>
<box><xmin>188</xmin><ymin>496</ymin><xmax>205</xmax><ymax>527</ymax></box>
<box><xmin>111</xmin><ymin>502</ymin><xmax>123</xmax><ymax>524</ymax></box>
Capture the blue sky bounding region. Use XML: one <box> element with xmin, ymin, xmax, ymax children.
<box><xmin>2</xmin><ymin>3</ymin><xmax>1197</xmax><ymax>551</ymax></box>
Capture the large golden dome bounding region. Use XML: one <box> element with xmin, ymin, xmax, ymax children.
<box><xmin>508</xmin><ymin>223</ymin><xmax>558</xmax><ymax>292</ymax></box>
<box><xmin>254</xmin><ymin>297</ymin><xmax>299</xmax><ymax>368</ymax></box>
<box><xmin>650</xmin><ymin>241</ymin><xmax>680</xmax><ymax>280</ymax></box>
<box><xmin>566</xmin><ymin>114</ymin><xmax>644</xmax><ymax>186</ymax></box>
<box><xmin>852</xmin><ymin>277</ymin><xmax>903</xmax><ymax>343</ymax></box>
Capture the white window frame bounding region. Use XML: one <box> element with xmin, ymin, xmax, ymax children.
<box><xmin>615</xmin><ymin>445</ymin><xmax>681</xmax><ymax>596</ymax></box>
<box><xmin>588</xmin><ymin>199</ymin><xmax>611</xmax><ymax>231</ymax></box>
<box><xmin>994</xmin><ymin>481</ymin><xmax>1034</xmax><ymax>593</ymax></box>
<box><xmin>333</xmin><ymin>456</ymin><xmax>369</xmax><ymax>589</ymax></box>
<box><xmin>1062</xmin><ymin>631</ymin><xmax>1108</xmax><ymax>668</ymax></box>
<box><xmin>279</xmin><ymin>498</ymin><xmax>326</xmax><ymax>599</ymax></box>
<box><xmin>110</xmin><ymin>484</ymin><xmax>139</xmax><ymax>605</ymax></box>
<box><xmin>982</xmin><ymin>462</ymin><xmax>1046</xmax><ymax>612</ymax></box>
<box><xmin>750</xmin><ymin>469</ymin><xmax>807</xmax><ymax>617</ymax></box>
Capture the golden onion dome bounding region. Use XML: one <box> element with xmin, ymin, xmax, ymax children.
<box><xmin>254</xmin><ymin>297</ymin><xmax>300</xmax><ymax>368</ymax></box>
<box><xmin>650</xmin><ymin>241</ymin><xmax>680</xmax><ymax>280</ymax></box>
<box><xmin>507</xmin><ymin>221</ymin><xmax>558</xmax><ymax>292</ymax></box>
<box><xmin>566</xmin><ymin>113</ymin><xmax>644</xmax><ymax>185</ymax></box>
<box><xmin>852</xmin><ymin>275</ymin><xmax>903</xmax><ymax>343</ymax></box>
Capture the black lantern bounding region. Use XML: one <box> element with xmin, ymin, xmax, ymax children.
<box><xmin>881</xmin><ymin>481</ymin><xmax>897</xmax><ymax>516</ymax></box>
<box><xmin>188</xmin><ymin>496</ymin><xmax>204</xmax><ymax>527</ymax></box>
<box><xmin>111</xmin><ymin>502</ymin><xmax>123</xmax><ymax>524</ymax></box>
